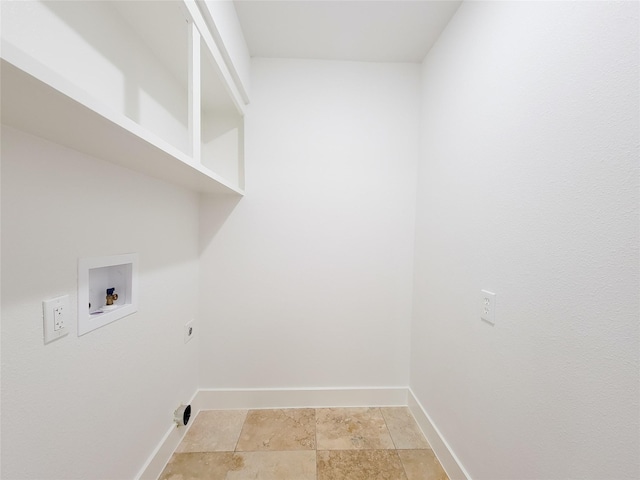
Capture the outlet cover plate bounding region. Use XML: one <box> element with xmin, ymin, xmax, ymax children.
<box><xmin>43</xmin><ymin>295</ymin><xmax>69</xmax><ymax>343</ymax></box>
<box><xmin>481</xmin><ymin>290</ymin><xmax>496</xmax><ymax>324</ymax></box>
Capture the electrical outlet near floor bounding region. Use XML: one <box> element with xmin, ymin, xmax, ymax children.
<box><xmin>184</xmin><ymin>320</ymin><xmax>195</xmax><ymax>343</ymax></box>
<box><xmin>481</xmin><ymin>290</ymin><xmax>496</xmax><ymax>324</ymax></box>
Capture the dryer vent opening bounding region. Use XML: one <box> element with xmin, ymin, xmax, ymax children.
<box><xmin>174</xmin><ymin>404</ymin><xmax>191</xmax><ymax>427</ymax></box>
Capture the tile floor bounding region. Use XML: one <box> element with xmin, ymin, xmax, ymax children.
<box><xmin>159</xmin><ymin>407</ymin><xmax>449</xmax><ymax>480</ymax></box>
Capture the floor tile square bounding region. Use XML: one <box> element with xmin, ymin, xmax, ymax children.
<box><xmin>158</xmin><ymin>452</ymin><xmax>239</xmax><ymax>480</ymax></box>
<box><xmin>315</xmin><ymin>407</ymin><xmax>395</xmax><ymax>450</ymax></box>
<box><xmin>398</xmin><ymin>449</ymin><xmax>449</xmax><ymax>480</ymax></box>
<box><xmin>176</xmin><ymin>410</ymin><xmax>248</xmax><ymax>453</ymax></box>
<box><xmin>228</xmin><ymin>451</ymin><xmax>316</xmax><ymax>479</ymax></box>
<box><xmin>317</xmin><ymin>450</ymin><xmax>408</xmax><ymax>480</ymax></box>
<box><xmin>159</xmin><ymin>451</ymin><xmax>317</xmax><ymax>480</ymax></box>
<box><xmin>381</xmin><ymin>407</ymin><xmax>430</xmax><ymax>449</ymax></box>
<box><xmin>235</xmin><ymin>408</ymin><xmax>316</xmax><ymax>451</ymax></box>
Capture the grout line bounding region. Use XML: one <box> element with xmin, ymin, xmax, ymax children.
<box><xmin>397</xmin><ymin>450</ymin><xmax>411</xmax><ymax>480</ymax></box>
<box><xmin>380</xmin><ymin>406</ymin><xmax>414</xmax><ymax>480</ymax></box>
<box><xmin>314</xmin><ymin>408</ymin><xmax>319</xmax><ymax>480</ymax></box>
<box><xmin>379</xmin><ymin>407</ymin><xmax>399</xmax><ymax>450</ymax></box>
<box><xmin>233</xmin><ymin>409</ymin><xmax>250</xmax><ymax>453</ymax></box>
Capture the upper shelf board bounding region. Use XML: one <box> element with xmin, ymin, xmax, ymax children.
<box><xmin>1</xmin><ymin>42</ymin><xmax>244</xmax><ymax>196</ymax></box>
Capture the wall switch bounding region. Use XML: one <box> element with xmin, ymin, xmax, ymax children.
<box><xmin>184</xmin><ymin>320</ymin><xmax>195</xmax><ymax>343</ymax></box>
<box><xmin>43</xmin><ymin>295</ymin><xmax>70</xmax><ymax>343</ymax></box>
<box><xmin>481</xmin><ymin>290</ymin><xmax>496</xmax><ymax>324</ymax></box>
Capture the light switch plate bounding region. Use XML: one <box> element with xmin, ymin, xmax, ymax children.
<box><xmin>43</xmin><ymin>295</ymin><xmax>70</xmax><ymax>343</ymax></box>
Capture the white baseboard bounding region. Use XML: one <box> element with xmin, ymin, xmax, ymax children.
<box><xmin>135</xmin><ymin>390</ymin><xmax>200</xmax><ymax>480</ymax></box>
<box><xmin>136</xmin><ymin>387</ymin><xmax>467</xmax><ymax>480</ymax></box>
<box><xmin>194</xmin><ymin>386</ymin><xmax>409</xmax><ymax>410</ymax></box>
<box><xmin>408</xmin><ymin>389</ymin><xmax>471</xmax><ymax>480</ymax></box>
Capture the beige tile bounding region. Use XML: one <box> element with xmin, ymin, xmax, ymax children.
<box><xmin>317</xmin><ymin>450</ymin><xmax>408</xmax><ymax>480</ymax></box>
<box><xmin>176</xmin><ymin>410</ymin><xmax>248</xmax><ymax>453</ymax></box>
<box><xmin>381</xmin><ymin>407</ymin><xmax>430</xmax><ymax>449</ymax></box>
<box><xmin>227</xmin><ymin>451</ymin><xmax>316</xmax><ymax>479</ymax></box>
<box><xmin>159</xmin><ymin>451</ymin><xmax>316</xmax><ymax>480</ymax></box>
<box><xmin>158</xmin><ymin>452</ymin><xmax>241</xmax><ymax>480</ymax></box>
<box><xmin>235</xmin><ymin>408</ymin><xmax>316</xmax><ymax>451</ymax></box>
<box><xmin>398</xmin><ymin>449</ymin><xmax>449</xmax><ymax>480</ymax></box>
<box><xmin>315</xmin><ymin>407</ymin><xmax>395</xmax><ymax>450</ymax></box>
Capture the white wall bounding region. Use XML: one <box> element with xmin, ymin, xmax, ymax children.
<box><xmin>201</xmin><ymin>111</ymin><xmax>242</xmax><ymax>189</ymax></box>
<box><xmin>199</xmin><ymin>58</ymin><xmax>420</xmax><ymax>389</ymax></box>
<box><xmin>1</xmin><ymin>127</ymin><xmax>200</xmax><ymax>479</ymax></box>
<box><xmin>411</xmin><ymin>2</ymin><xmax>639</xmax><ymax>479</ymax></box>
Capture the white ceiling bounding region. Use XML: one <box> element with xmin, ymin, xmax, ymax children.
<box><xmin>233</xmin><ymin>0</ymin><xmax>462</xmax><ymax>63</ymax></box>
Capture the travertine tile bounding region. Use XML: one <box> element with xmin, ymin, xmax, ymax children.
<box><xmin>159</xmin><ymin>451</ymin><xmax>316</xmax><ymax>480</ymax></box>
<box><xmin>316</xmin><ymin>407</ymin><xmax>395</xmax><ymax>450</ymax></box>
<box><xmin>235</xmin><ymin>408</ymin><xmax>316</xmax><ymax>451</ymax></box>
<box><xmin>317</xmin><ymin>450</ymin><xmax>408</xmax><ymax>480</ymax></box>
<box><xmin>158</xmin><ymin>452</ymin><xmax>240</xmax><ymax>480</ymax></box>
<box><xmin>381</xmin><ymin>407</ymin><xmax>430</xmax><ymax>449</ymax></box>
<box><xmin>398</xmin><ymin>449</ymin><xmax>449</xmax><ymax>480</ymax></box>
<box><xmin>228</xmin><ymin>451</ymin><xmax>316</xmax><ymax>479</ymax></box>
<box><xmin>176</xmin><ymin>410</ymin><xmax>248</xmax><ymax>453</ymax></box>
<box><xmin>166</xmin><ymin>408</ymin><xmax>450</xmax><ymax>480</ymax></box>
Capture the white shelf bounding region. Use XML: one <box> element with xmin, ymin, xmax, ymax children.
<box><xmin>201</xmin><ymin>38</ymin><xmax>245</xmax><ymax>189</ymax></box>
<box><xmin>0</xmin><ymin>1</ymin><xmax>245</xmax><ymax>196</ymax></box>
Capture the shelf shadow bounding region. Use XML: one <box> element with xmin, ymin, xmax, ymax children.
<box><xmin>199</xmin><ymin>194</ymin><xmax>243</xmax><ymax>255</ymax></box>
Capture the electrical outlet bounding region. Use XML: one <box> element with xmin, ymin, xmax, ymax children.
<box><xmin>184</xmin><ymin>320</ymin><xmax>195</xmax><ymax>343</ymax></box>
<box><xmin>43</xmin><ymin>295</ymin><xmax>70</xmax><ymax>343</ymax></box>
<box><xmin>481</xmin><ymin>290</ymin><xmax>496</xmax><ymax>324</ymax></box>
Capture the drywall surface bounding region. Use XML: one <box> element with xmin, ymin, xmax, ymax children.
<box><xmin>199</xmin><ymin>58</ymin><xmax>420</xmax><ymax>389</ymax></box>
<box><xmin>201</xmin><ymin>111</ymin><xmax>242</xmax><ymax>188</ymax></box>
<box><xmin>233</xmin><ymin>0</ymin><xmax>462</xmax><ymax>63</ymax></box>
<box><xmin>411</xmin><ymin>1</ymin><xmax>639</xmax><ymax>479</ymax></box>
<box><xmin>1</xmin><ymin>127</ymin><xmax>200</xmax><ymax>479</ymax></box>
